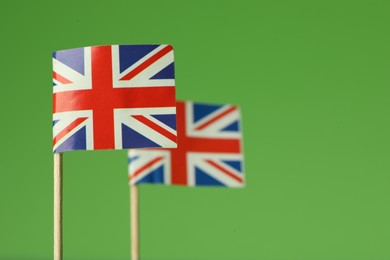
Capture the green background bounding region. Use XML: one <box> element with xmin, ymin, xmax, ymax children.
<box><xmin>1</xmin><ymin>1</ymin><xmax>389</xmax><ymax>259</ymax></box>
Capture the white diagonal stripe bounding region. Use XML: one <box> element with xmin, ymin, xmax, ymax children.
<box><xmin>143</xmin><ymin>115</ymin><xmax>176</xmax><ymax>135</ymax></box>
<box><xmin>120</xmin><ymin>116</ymin><xmax>177</xmax><ymax>148</ymax></box>
<box><xmin>52</xmin><ymin>114</ymin><xmax>93</xmax><ymax>151</ymax></box>
<box><xmin>52</xmin><ymin>47</ymin><xmax>92</xmax><ymax>93</ymax></box>
<box><xmin>188</xmin><ymin>152</ymin><xmax>244</xmax><ymax>187</ymax></box>
<box><xmin>127</xmin><ymin>50</ymin><xmax>174</xmax><ymax>82</ymax></box>
<box><xmin>119</xmin><ymin>45</ymin><xmax>167</xmax><ymax>78</ymax></box>
<box><xmin>197</xmin><ymin>110</ymin><xmax>240</xmax><ymax>134</ymax></box>
<box><xmin>187</xmin><ymin>103</ymin><xmax>241</xmax><ymax>139</ymax></box>
<box><xmin>195</xmin><ymin>159</ymin><xmax>243</xmax><ymax>187</ymax></box>
<box><xmin>112</xmin><ymin>45</ymin><xmax>174</xmax><ymax>88</ymax></box>
<box><xmin>53</xmin><ymin>110</ymin><xmax>92</xmax><ymax>136</ymax></box>
<box><xmin>114</xmin><ymin>107</ymin><xmax>176</xmax><ymax>149</ymax></box>
<box><xmin>192</xmin><ymin>105</ymin><xmax>232</xmax><ymax>129</ymax></box>
<box><xmin>128</xmin><ymin>150</ymin><xmax>171</xmax><ymax>185</ymax></box>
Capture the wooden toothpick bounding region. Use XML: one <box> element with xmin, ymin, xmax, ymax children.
<box><xmin>54</xmin><ymin>153</ymin><xmax>63</xmax><ymax>260</ymax></box>
<box><xmin>130</xmin><ymin>184</ymin><xmax>139</xmax><ymax>260</ymax></box>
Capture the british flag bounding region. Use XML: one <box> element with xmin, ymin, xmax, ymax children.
<box><xmin>128</xmin><ymin>101</ymin><xmax>244</xmax><ymax>187</ymax></box>
<box><xmin>52</xmin><ymin>45</ymin><xmax>177</xmax><ymax>153</ymax></box>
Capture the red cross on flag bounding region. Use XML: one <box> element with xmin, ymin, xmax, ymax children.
<box><xmin>52</xmin><ymin>45</ymin><xmax>177</xmax><ymax>152</ymax></box>
<box><xmin>128</xmin><ymin>101</ymin><xmax>244</xmax><ymax>187</ymax></box>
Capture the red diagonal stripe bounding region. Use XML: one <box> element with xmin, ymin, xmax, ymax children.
<box><xmin>129</xmin><ymin>156</ymin><xmax>164</xmax><ymax>181</ymax></box>
<box><xmin>205</xmin><ymin>159</ymin><xmax>243</xmax><ymax>184</ymax></box>
<box><xmin>53</xmin><ymin>117</ymin><xmax>88</xmax><ymax>146</ymax></box>
<box><xmin>195</xmin><ymin>106</ymin><xmax>237</xmax><ymax>131</ymax></box>
<box><xmin>120</xmin><ymin>45</ymin><xmax>173</xmax><ymax>81</ymax></box>
<box><xmin>53</xmin><ymin>72</ymin><xmax>73</xmax><ymax>84</ymax></box>
<box><xmin>132</xmin><ymin>115</ymin><xmax>177</xmax><ymax>143</ymax></box>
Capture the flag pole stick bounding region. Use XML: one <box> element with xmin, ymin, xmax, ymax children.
<box><xmin>130</xmin><ymin>184</ymin><xmax>139</xmax><ymax>260</ymax></box>
<box><xmin>54</xmin><ymin>153</ymin><xmax>63</xmax><ymax>260</ymax></box>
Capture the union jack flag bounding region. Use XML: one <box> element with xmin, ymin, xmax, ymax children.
<box><xmin>128</xmin><ymin>101</ymin><xmax>244</xmax><ymax>187</ymax></box>
<box><xmin>52</xmin><ymin>45</ymin><xmax>177</xmax><ymax>152</ymax></box>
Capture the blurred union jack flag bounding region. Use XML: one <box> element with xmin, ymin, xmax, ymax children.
<box><xmin>52</xmin><ymin>45</ymin><xmax>177</xmax><ymax>153</ymax></box>
<box><xmin>128</xmin><ymin>101</ymin><xmax>244</xmax><ymax>187</ymax></box>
